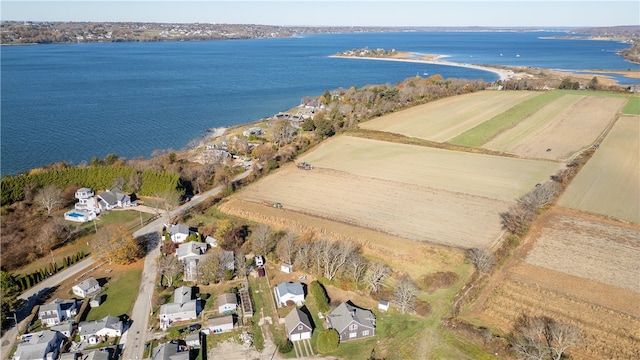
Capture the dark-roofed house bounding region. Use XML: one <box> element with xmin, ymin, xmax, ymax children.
<box><xmin>217</xmin><ymin>293</ymin><xmax>237</xmax><ymax>314</ymax></box>
<box><xmin>12</xmin><ymin>330</ymin><xmax>66</xmax><ymax>360</ymax></box>
<box><xmin>284</xmin><ymin>308</ymin><xmax>313</xmax><ymax>342</ymax></box>
<box><xmin>38</xmin><ymin>298</ymin><xmax>79</xmax><ymax>327</ymax></box>
<box><xmin>151</xmin><ymin>342</ymin><xmax>189</xmax><ymax>360</ymax></box>
<box><xmin>274</xmin><ymin>282</ymin><xmax>305</xmax><ymax>307</ymax></box>
<box><xmin>326</xmin><ymin>301</ymin><xmax>376</xmax><ymax>342</ymax></box>
<box><xmin>97</xmin><ymin>189</ymin><xmax>131</xmax><ymax>211</ymax></box>
<box><xmin>72</xmin><ymin>277</ymin><xmax>101</xmax><ymax>298</ymax></box>
<box><xmin>159</xmin><ymin>286</ymin><xmax>201</xmax><ymax>330</ymax></box>
<box><xmin>78</xmin><ymin>315</ymin><xmax>123</xmax><ymax>345</ymax></box>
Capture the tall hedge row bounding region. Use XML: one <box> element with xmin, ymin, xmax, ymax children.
<box><xmin>1</xmin><ymin>166</ymin><xmax>182</xmax><ymax>205</ymax></box>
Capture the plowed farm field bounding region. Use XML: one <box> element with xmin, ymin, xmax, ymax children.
<box><xmin>223</xmin><ymin>135</ymin><xmax>560</xmax><ymax>248</ymax></box>
<box><xmin>468</xmin><ymin>208</ymin><xmax>640</xmax><ymax>360</ymax></box>
<box><xmin>483</xmin><ymin>95</ymin><xmax>626</xmax><ymax>160</ymax></box>
<box><xmin>558</xmin><ymin>114</ymin><xmax>640</xmax><ymax>224</ymax></box>
<box><xmin>360</xmin><ymin>90</ymin><xmax>538</xmax><ymax>142</ymax></box>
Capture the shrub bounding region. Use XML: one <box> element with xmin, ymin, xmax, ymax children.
<box><xmin>317</xmin><ymin>329</ymin><xmax>339</xmax><ymax>353</ymax></box>
<box><xmin>310</xmin><ymin>280</ymin><xmax>330</xmax><ymax>313</ymax></box>
<box><xmin>277</xmin><ymin>339</ymin><xmax>294</xmax><ymax>354</ymax></box>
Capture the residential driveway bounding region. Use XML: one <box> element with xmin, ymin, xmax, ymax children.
<box><xmin>122</xmin><ymin>170</ymin><xmax>252</xmax><ymax>360</ymax></box>
<box><xmin>0</xmin><ymin>258</ymin><xmax>96</xmax><ymax>359</ymax></box>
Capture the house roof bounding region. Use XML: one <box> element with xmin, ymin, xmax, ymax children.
<box><xmin>327</xmin><ymin>301</ymin><xmax>376</xmax><ymax>333</ymax></box>
<box><xmin>207</xmin><ymin>315</ymin><xmax>234</xmax><ymax>327</ymax></box>
<box><xmin>276</xmin><ymin>282</ymin><xmax>304</xmax><ymax>297</ymax></box>
<box><xmin>74</xmin><ymin>277</ymin><xmax>99</xmax><ymax>292</ymax></box>
<box><xmin>285</xmin><ymin>308</ymin><xmax>312</xmax><ymax>334</ymax></box>
<box><xmin>174</xmin><ymin>286</ymin><xmax>192</xmax><ymax>304</ymax></box>
<box><xmin>97</xmin><ymin>189</ymin><xmax>126</xmax><ymax>206</ymax></box>
<box><xmin>14</xmin><ymin>330</ymin><xmax>65</xmax><ymax>360</ymax></box>
<box><xmin>160</xmin><ymin>300</ymin><xmax>198</xmax><ymax>316</ymax></box>
<box><xmin>168</xmin><ymin>224</ymin><xmax>190</xmax><ymax>236</ymax></box>
<box><xmin>217</xmin><ymin>293</ymin><xmax>237</xmax><ymax>308</ymax></box>
<box><xmin>176</xmin><ymin>242</ymin><xmax>207</xmax><ymax>260</ymax></box>
<box><xmin>151</xmin><ymin>342</ymin><xmax>190</xmax><ymax>360</ymax></box>
<box><xmin>79</xmin><ymin>316</ymin><xmax>122</xmax><ymax>337</ymax></box>
<box><xmin>40</xmin><ymin>298</ymin><xmax>77</xmax><ymax>313</ymax></box>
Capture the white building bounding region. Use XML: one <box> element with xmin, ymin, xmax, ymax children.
<box><xmin>72</xmin><ymin>277</ymin><xmax>100</xmax><ymax>298</ymax></box>
<box><xmin>159</xmin><ymin>286</ymin><xmax>201</xmax><ymax>330</ymax></box>
<box><xmin>274</xmin><ymin>282</ymin><xmax>305</xmax><ymax>307</ymax></box>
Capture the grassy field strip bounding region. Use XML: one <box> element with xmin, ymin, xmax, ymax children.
<box><xmin>360</xmin><ymin>91</ymin><xmax>538</xmax><ymax>142</ymax></box>
<box><xmin>483</xmin><ymin>94</ymin><xmax>583</xmax><ymax>152</ymax></box>
<box><xmin>449</xmin><ymin>91</ymin><xmax>565</xmax><ymax>147</ymax></box>
<box><xmin>623</xmin><ymin>96</ymin><xmax>640</xmax><ymax>115</ymax></box>
<box><xmin>524</xmin><ymin>214</ymin><xmax>640</xmax><ymax>292</ymax></box>
<box><xmin>558</xmin><ymin>115</ymin><xmax>640</xmax><ymax>223</ymax></box>
<box><xmin>300</xmin><ymin>136</ymin><xmax>562</xmax><ymax>202</ymax></box>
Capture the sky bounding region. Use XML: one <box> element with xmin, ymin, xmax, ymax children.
<box><xmin>1</xmin><ymin>1</ymin><xmax>639</xmax><ymax>27</ymax></box>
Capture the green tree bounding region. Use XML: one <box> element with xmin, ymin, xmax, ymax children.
<box><xmin>310</xmin><ymin>280</ymin><xmax>330</xmax><ymax>313</ymax></box>
<box><xmin>317</xmin><ymin>329</ymin><xmax>339</xmax><ymax>352</ymax></box>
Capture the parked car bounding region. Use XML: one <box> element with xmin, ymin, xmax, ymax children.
<box><xmin>186</xmin><ymin>324</ymin><xmax>201</xmax><ymax>332</ymax></box>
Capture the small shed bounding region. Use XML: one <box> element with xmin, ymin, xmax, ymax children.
<box><xmin>205</xmin><ymin>315</ymin><xmax>234</xmax><ymax>334</ymax></box>
<box><xmin>185</xmin><ymin>332</ymin><xmax>201</xmax><ymax>348</ymax></box>
<box><xmin>89</xmin><ymin>294</ymin><xmax>103</xmax><ymax>308</ymax></box>
<box><xmin>280</xmin><ymin>264</ymin><xmax>293</xmax><ymax>273</ymax></box>
<box><xmin>378</xmin><ymin>300</ymin><xmax>390</xmax><ymax>312</ymax></box>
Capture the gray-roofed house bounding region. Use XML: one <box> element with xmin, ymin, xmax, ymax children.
<box><xmin>60</xmin><ymin>350</ymin><xmax>109</xmax><ymax>360</ymax></box>
<box><xmin>274</xmin><ymin>282</ymin><xmax>305</xmax><ymax>307</ymax></box>
<box><xmin>159</xmin><ymin>286</ymin><xmax>201</xmax><ymax>330</ymax></box>
<box><xmin>217</xmin><ymin>293</ymin><xmax>237</xmax><ymax>314</ymax></box>
<box><xmin>284</xmin><ymin>308</ymin><xmax>313</xmax><ymax>342</ymax></box>
<box><xmin>205</xmin><ymin>315</ymin><xmax>234</xmax><ymax>334</ymax></box>
<box><xmin>185</xmin><ymin>332</ymin><xmax>201</xmax><ymax>348</ymax></box>
<box><xmin>78</xmin><ymin>315</ymin><xmax>123</xmax><ymax>345</ymax></box>
<box><xmin>72</xmin><ymin>277</ymin><xmax>101</xmax><ymax>298</ymax></box>
<box><xmin>167</xmin><ymin>224</ymin><xmax>195</xmax><ymax>243</ymax></box>
<box><xmin>50</xmin><ymin>322</ymin><xmax>74</xmax><ymax>338</ymax></box>
<box><xmin>97</xmin><ymin>189</ymin><xmax>131</xmax><ymax>211</ymax></box>
<box><xmin>12</xmin><ymin>330</ymin><xmax>66</xmax><ymax>360</ymax></box>
<box><xmin>176</xmin><ymin>241</ymin><xmax>207</xmax><ymax>262</ymax></box>
<box><xmin>151</xmin><ymin>342</ymin><xmax>190</xmax><ymax>360</ymax></box>
<box><xmin>326</xmin><ymin>301</ymin><xmax>376</xmax><ymax>342</ymax></box>
<box><xmin>38</xmin><ymin>298</ymin><xmax>79</xmax><ymax>327</ymax></box>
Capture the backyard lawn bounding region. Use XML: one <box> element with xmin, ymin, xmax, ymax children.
<box><xmin>83</xmin><ymin>260</ymin><xmax>143</xmax><ymax>321</ymax></box>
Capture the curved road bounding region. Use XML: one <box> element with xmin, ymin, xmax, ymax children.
<box><xmin>122</xmin><ymin>170</ymin><xmax>252</xmax><ymax>360</ymax></box>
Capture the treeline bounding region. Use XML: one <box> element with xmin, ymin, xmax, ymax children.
<box><xmin>13</xmin><ymin>251</ymin><xmax>87</xmax><ymax>292</ymax></box>
<box><xmin>1</xmin><ymin>165</ymin><xmax>182</xmax><ymax>205</ymax></box>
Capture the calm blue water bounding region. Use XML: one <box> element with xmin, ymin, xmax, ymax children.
<box><xmin>2</xmin><ymin>31</ymin><xmax>637</xmax><ymax>176</ymax></box>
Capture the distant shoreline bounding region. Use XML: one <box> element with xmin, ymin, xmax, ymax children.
<box><xmin>331</xmin><ymin>54</ymin><xmax>513</xmax><ymax>81</ymax></box>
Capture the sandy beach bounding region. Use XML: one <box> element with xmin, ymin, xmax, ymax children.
<box><xmin>331</xmin><ymin>54</ymin><xmax>513</xmax><ymax>81</ymax></box>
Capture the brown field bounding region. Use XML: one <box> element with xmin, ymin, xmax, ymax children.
<box><xmin>484</xmin><ymin>95</ymin><xmax>627</xmax><ymax>160</ymax></box>
<box><xmin>228</xmin><ymin>167</ymin><xmax>509</xmax><ymax>248</ymax></box>
<box><xmin>299</xmin><ymin>136</ymin><xmax>562</xmax><ymax>202</ymax></box>
<box><xmin>360</xmin><ymin>91</ymin><xmax>538</xmax><ymax>142</ymax></box>
<box><xmin>466</xmin><ymin>208</ymin><xmax>640</xmax><ymax>360</ymax></box>
<box><xmin>558</xmin><ymin>114</ymin><xmax>640</xmax><ymax>224</ymax></box>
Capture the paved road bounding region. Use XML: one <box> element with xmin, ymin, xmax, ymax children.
<box><xmin>0</xmin><ymin>258</ymin><xmax>96</xmax><ymax>358</ymax></box>
<box><xmin>122</xmin><ymin>170</ymin><xmax>252</xmax><ymax>360</ymax></box>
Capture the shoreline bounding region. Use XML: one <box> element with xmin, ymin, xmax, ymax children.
<box><xmin>331</xmin><ymin>54</ymin><xmax>513</xmax><ymax>81</ymax></box>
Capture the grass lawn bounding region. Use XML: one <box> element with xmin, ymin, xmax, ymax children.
<box><xmin>84</xmin><ymin>261</ymin><xmax>143</xmax><ymax>321</ymax></box>
<box><xmin>449</xmin><ymin>91</ymin><xmax>564</xmax><ymax>147</ymax></box>
<box><xmin>622</xmin><ymin>96</ymin><xmax>640</xmax><ymax>115</ymax></box>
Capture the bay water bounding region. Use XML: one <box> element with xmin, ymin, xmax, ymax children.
<box><xmin>2</xmin><ymin>31</ymin><xmax>636</xmax><ymax>176</ymax></box>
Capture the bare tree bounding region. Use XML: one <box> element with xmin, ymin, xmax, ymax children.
<box><xmin>519</xmin><ymin>182</ymin><xmax>562</xmax><ymax>212</ymax></box>
<box><xmin>250</xmin><ymin>224</ymin><xmax>273</xmax><ymax>256</ymax></box>
<box><xmin>510</xmin><ymin>314</ymin><xmax>582</xmax><ymax>360</ymax></box>
<box><xmin>466</xmin><ymin>248</ymin><xmax>495</xmax><ymax>275</ymax></box>
<box><xmin>268</xmin><ymin>119</ymin><xmax>298</xmax><ymax>147</ymax></box>
<box><xmin>365</xmin><ymin>261</ymin><xmax>391</xmax><ymax>293</ymax></box>
<box><xmin>35</xmin><ymin>185</ymin><xmax>64</xmax><ymax>215</ymax></box>
<box><xmin>294</xmin><ymin>241</ymin><xmax>313</xmax><ymax>272</ymax></box>
<box><xmin>394</xmin><ymin>276</ymin><xmax>418</xmax><ymax>314</ymax></box>
<box><xmin>112</xmin><ymin>176</ymin><xmax>127</xmax><ymax>191</ymax></box>
<box><xmin>92</xmin><ymin>226</ymin><xmax>143</xmax><ymax>265</ymax></box>
<box><xmin>158</xmin><ymin>255</ymin><xmax>183</xmax><ymax>287</ymax></box>
<box><xmin>235</xmin><ymin>251</ymin><xmax>249</xmax><ymax>277</ymax></box>
<box><xmin>322</xmin><ymin>240</ymin><xmax>357</xmax><ymax>281</ymax></box>
<box><xmin>129</xmin><ymin>172</ymin><xmax>142</xmax><ymax>193</ymax></box>
<box><xmin>276</xmin><ymin>231</ymin><xmax>297</xmax><ymax>265</ymax></box>
<box><xmin>501</xmin><ymin>205</ymin><xmax>535</xmax><ymax>236</ymax></box>
<box><xmin>198</xmin><ymin>254</ymin><xmax>221</xmax><ymax>285</ymax></box>
<box><xmin>154</xmin><ymin>189</ymin><xmax>182</xmax><ymax>218</ymax></box>
<box><xmin>348</xmin><ymin>254</ymin><xmax>368</xmax><ymax>289</ymax></box>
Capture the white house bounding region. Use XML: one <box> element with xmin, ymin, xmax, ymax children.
<box><xmin>217</xmin><ymin>293</ymin><xmax>237</xmax><ymax>314</ymax></box>
<box><xmin>176</xmin><ymin>242</ymin><xmax>208</xmax><ymax>262</ymax></box>
<box><xmin>38</xmin><ymin>299</ymin><xmax>78</xmax><ymax>327</ymax></box>
<box><xmin>159</xmin><ymin>286</ymin><xmax>201</xmax><ymax>330</ymax></box>
<box><xmin>96</xmin><ymin>189</ymin><xmax>131</xmax><ymax>211</ymax></box>
<box><xmin>280</xmin><ymin>263</ymin><xmax>293</xmax><ymax>273</ymax></box>
<box><xmin>167</xmin><ymin>224</ymin><xmax>196</xmax><ymax>243</ymax></box>
<box><xmin>274</xmin><ymin>282</ymin><xmax>305</xmax><ymax>307</ymax></box>
<box><xmin>72</xmin><ymin>277</ymin><xmax>100</xmax><ymax>298</ymax></box>
<box><xmin>78</xmin><ymin>316</ymin><xmax>123</xmax><ymax>345</ymax></box>
<box><xmin>151</xmin><ymin>342</ymin><xmax>190</xmax><ymax>360</ymax></box>
<box><xmin>12</xmin><ymin>330</ymin><xmax>66</xmax><ymax>360</ymax></box>
<box><xmin>285</xmin><ymin>308</ymin><xmax>313</xmax><ymax>342</ymax></box>
<box><xmin>73</xmin><ymin>188</ymin><xmax>99</xmax><ymax>213</ymax></box>
<box><xmin>205</xmin><ymin>315</ymin><xmax>234</xmax><ymax>335</ymax></box>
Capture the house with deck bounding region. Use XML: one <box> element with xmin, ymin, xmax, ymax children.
<box><xmin>38</xmin><ymin>298</ymin><xmax>79</xmax><ymax>327</ymax></box>
<box><xmin>78</xmin><ymin>316</ymin><xmax>123</xmax><ymax>345</ymax></box>
<box><xmin>12</xmin><ymin>330</ymin><xmax>66</xmax><ymax>360</ymax></box>
<box><xmin>159</xmin><ymin>286</ymin><xmax>201</xmax><ymax>330</ymax></box>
